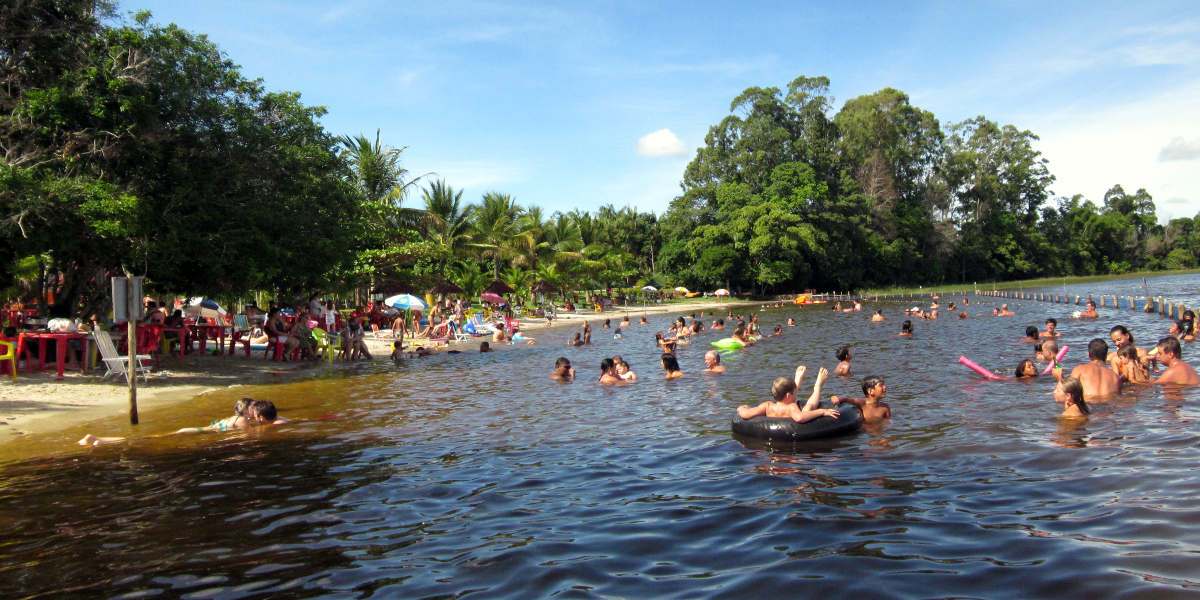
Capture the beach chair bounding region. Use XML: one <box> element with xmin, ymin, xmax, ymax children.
<box><xmin>227</xmin><ymin>314</ymin><xmax>252</xmax><ymax>356</ymax></box>
<box><xmin>463</xmin><ymin>314</ymin><xmax>495</xmax><ymax>336</ymax></box>
<box><xmin>94</xmin><ymin>330</ymin><xmax>153</xmax><ymax>383</ymax></box>
<box><xmin>0</xmin><ymin>339</ymin><xmax>16</xmax><ymax>380</ymax></box>
<box><xmin>449</xmin><ymin>320</ymin><xmax>470</xmax><ymax>343</ymax></box>
<box><xmin>311</xmin><ymin>327</ymin><xmax>337</xmax><ymax>364</ymax></box>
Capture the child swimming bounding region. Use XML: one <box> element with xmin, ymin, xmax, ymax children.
<box><xmin>79</xmin><ymin>399</ymin><xmax>285</xmax><ymax>447</ymax></box>
<box><xmin>831</xmin><ymin>375</ymin><xmax>891</xmax><ymax>422</ymax></box>
<box><xmin>835</xmin><ymin>346</ymin><xmax>852</xmax><ymax>376</ymax></box>
<box><xmin>1054</xmin><ymin>376</ymin><xmax>1090</xmax><ymax>419</ymax></box>
<box><xmin>661</xmin><ymin>353</ymin><xmax>683</xmax><ymax>380</ymax></box>
<box><xmin>737</xmin><ymin>365</ymin><xmax>838</xmax><ymax>423</ymax></box>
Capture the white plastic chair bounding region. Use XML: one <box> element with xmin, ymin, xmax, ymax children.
<box><xmin>94</xmin><ymin>330</ymin><xmax>153</xmax><ymax>383</ymax></box>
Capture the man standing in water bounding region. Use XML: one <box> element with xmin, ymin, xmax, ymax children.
<box><xmin>1154</xmin><ymin>337</ymin><xmax>1200</xmax><ymax>385</ymax></box>
<box><xmin>703</xmin><ymin>350</ymin><xmax>726</xmax><ymax>374</ymax></box>
<box><xmin>1066</xmin><ymin>338</ymin><xmax>1119</xmax><ymax>400</ymax></box>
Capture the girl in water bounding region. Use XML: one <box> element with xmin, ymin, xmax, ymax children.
<box><xmin>661</xmin><ymin>353</ymin><xmax>684</xmax><ymax>380</ymax></box>
<box><xmin>613</xmin><ymin>356</ymin><xmax>638</xmax><ymax>382</ymax></box>
<box><xmin>79</xmin><ymin>399</ymin><xmax>285</xmax><ymax>447</ymax></box>
<box><xmin>1114</xmin><ymin>345</ymin><xmax>1150</xmax><ymax>384</ymax></box>
<box><xmin>1054</xmin><ymin>377</ymin><xmax>1090</xmax><ymax>419</ymax></box>
<box><xmin>835</xmin><ymin>346</ymin><xmax>852</xmax><ymax>376</ymax></box>
<box><xmin>598</xmin><ymin>358</ymin><xmax>623</xmax><ymax>385</ymax></box>
<box><xmin>898</xmin><ymin>320</ymin><xmax>913</xmax><ymax>338</ymax></box>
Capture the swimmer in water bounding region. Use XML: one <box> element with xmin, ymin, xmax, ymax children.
<box><xmin>703</xmin><ymin>350</ymin><xmax>726</xmax><ymax>374</ymax></box>
<box><xmin>835</xmin><ymin>346</ymin><xmax>852</xmax><ymax>376</ymax></box>
<box><xmin>1114</xmin><ymin>345</ymin><xmax>1150</xmax><ymax>385</ymax></box>
<box><xmin>1153</xmin><ymin>336</ymin><xmax>1200</xmax><ymax>386</ymax></box>
<box><xmin>1023</xmin><ymin>326</ymin><xmax>1040</xmax><ymax>344</ymax></box>
<box><xmin>480</xmin><ymin>341</ymin><xmax>492</xmax><ymax>353</ymax></box>
<box><xmin>661</xmin><ymin>353</ymin><xmax>683</xmax><ymax>380</ymax></box>
<box><xmin>549</xmin><ymin>357</ymin><xmax>575</xmax><ymax>381</ymax></box>
<box><xmin>736</xmin><ymin>365</ymin><xmax>838</xmax><ymax>423</ymax></box>
<box><xmin>1062</xmin><ymin>338</ymin><xmax>1120</xmax><ymax>400</ymax></box>
<box><xmin>598</xmin><ymin>357</ymin><xmax>624</xmax><ymax>385</ymax></box>
<box><xmin>613</xmin><ymin>355</ymin><xmax>637</xmax><ymax>382</ymax></box>
<box><xmin>732</xmin><ymin>325</ymin><xmax>754</xmax><ymax>346</ymax></box>
<box><xmin>1054</xmin><ymin>376</ymin><xmax>1090</xmax><ymax>419</ymax></box>
<box><xmin>787</xmin><ymin>317</ymin><xmax>796</xmax><ymax>327</ymax></box>
<box><xmin>871</xmin><ymin>310</ymin><xmax>885</xmax><ymax>322</ymax></box>
<box><xmin>1079</xmin><ymin>300</ymin><xmax>1098</xmax><ymax>319</ymax></box>
<box><xmin>1107</xmin><ymin>325</ymin><xmax>1147</xmax><ymax>369</ymax></box>
<box><xmin>79</xmin><ymin>399</ymin><xmax>285</xmax><ymax>447</ymax></box>
<box><xmin>898</xmin><ymin>320</ymin><xmax>913</xmax><ymax>338</ymax></box>
<box><xmin>1015</xmin><ymin>359</ymin><xmax>1038</xmax><ymax>379</ymax></box>
<box><xmin>639</xmin><ymin>315</ymin><xmax>648</xmax><ymax>326</ymax></box>
<box><xmin>772</xmin><ymin>324</ymin><xmax>783</xmax><ymax>337</ymax></box>
<box><xmin>998</xmin><ymin>304</ymin><xmax>1015</xmax><ymax>317</ymax></box>
<box><xmin>1042</xmin><ymin>318</ymin><xmax>1059</xmax><ymax>338</ymax></box>
<box><xmin>568</xmin><ymin>332</ymin><xmax>583</xmax><ymax>347</ymax></box>
<box><xmin>831</xmin><ymin>375</ymin><xmax>891</xmax><ymax>422</ymax></box>
<box><xmin>613</xmin><ymin>326</ymin><xmax>623</xmax><ymax>339</ymax></box>
<box><xmin>958</xmin><ymin>311</ymin><xmax>968</xmax><ymax>319</ymax></box>
<box><xmin>711</xmin><ymin>319</ymin><xmax>725</xmax><ymax>331</ymax></box>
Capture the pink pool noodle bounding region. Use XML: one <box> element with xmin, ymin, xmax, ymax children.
<box><xmin>958</xmin><ymin>355</ymin><xmax>1005</xmax><ymax>381</ymax></box>
<box><xmin>1041</xmin><ymin>345</ymin><xmax>1069</xmax><ymax>375</ymax></box>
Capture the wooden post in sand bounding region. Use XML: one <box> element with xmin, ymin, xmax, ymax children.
<box><xmin>111</xmin><ymin>275</ymin><xmax>142</xmax><ymax>425</ymax></box>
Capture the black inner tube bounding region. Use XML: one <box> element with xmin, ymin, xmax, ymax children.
<box><xmin>731</xmin><ymin>405</ymin><xmax>863</xmax><ymax>442</ymax></box>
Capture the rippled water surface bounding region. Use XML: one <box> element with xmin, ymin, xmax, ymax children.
<box><xmin>2</xmin><ymin>278</ymin><xmax>1200</xmax><ymax>598</ymax></box>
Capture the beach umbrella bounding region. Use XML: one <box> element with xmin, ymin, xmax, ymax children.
<box><xmin>480</xmin><ymin>292</ymin><xmax>506</xmax><ymax>305</ymax></box>
<box><xmin>714</xmin><ymin>289</ymin><xmax>730</xmax><ymax>297</ymax></box>
<box><xmin>486</xmin><ymin>280</ymin><xmax>515</xmax><ymax>295</ymax></box>
<box><xmin>641</xmin><ymin>285</ymin><xmax>658</xmax><ymax>292</ymax></box>
<box><xmin>384</xmin><ymin>294</ymin><xmax>427</xmax><ymax>311</ymax></box>
<box><xmin>674</xmin><ymin>286</ymin><xmax>689</xmax><ymax>294</ymax></box>
<box><xmin>185</xmin><ymin>297</ymin><xmax>226</xmax><ymax>319</ymax></box>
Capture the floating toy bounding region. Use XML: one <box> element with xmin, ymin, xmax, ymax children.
<box><xmin>711</xmin><ymin>338</ymin><xmax>745</xmax><ymax>350</ymax></box>
<box><xmin>958</xmin><ymin>355</ymin><xmax>1004</xmax><ymax>381</ymax></box>
<box><xmin>732</xmin><ymin>406</ymin><xmax>863</xmax><ymax>442</ymax></box>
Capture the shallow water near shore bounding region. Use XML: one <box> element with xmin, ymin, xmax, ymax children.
<box><xmin>1</xmin><ymin>283</ymin><xmax>1199</xmax><ymax>597</ymax></box>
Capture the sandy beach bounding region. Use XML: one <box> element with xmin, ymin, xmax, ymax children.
<box><xmin>0</xmin><ymin>299</ymin><xmax>756</xmax><ymax>447</ymax></box>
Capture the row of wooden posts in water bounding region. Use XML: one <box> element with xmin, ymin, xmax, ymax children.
<box><xmin>977</xmin><ymin>289</ymin><xmax>1192</xmax><ymax>320</ymax></box>
<box><xmin>808</xmin><ymin>289</ymin><xmax>1192</xmax><ymax>322</ymax></box>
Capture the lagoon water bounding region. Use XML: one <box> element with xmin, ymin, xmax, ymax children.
<box><xmin>2</xmin><ymin>275</ymin><xmax>1199</xmax><ymax>597</ymax></box>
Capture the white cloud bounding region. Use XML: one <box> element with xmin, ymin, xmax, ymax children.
<box><xmin>1159</xmin><ymin>137</ymin><xmax>1200</xmax><ymax>162</ymax></box>
<box><xmin>636</xmin><ymin>128</ymin><xmax>686</xmax><ymax>157</ymax></box>
<box><xmin>1028</xmin><ymin>79</ymin><xmax>1200</xmax><ymax>220</ymax></box>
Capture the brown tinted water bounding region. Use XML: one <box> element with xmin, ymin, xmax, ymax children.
<box><xmin>1</xmin><ymin>286</ymin><xmax>1199</xmax><ymax>598</ymax></box>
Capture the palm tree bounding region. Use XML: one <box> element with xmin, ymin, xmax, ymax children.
<box><xmin>422</xmin><ymin>180</ymin><xmax>474</xmax><ymax>273</ymax></box>
<box><xmin>339</xmin><ymin>130</ymin><xmax>428</xmax><ymax>229</ymax></box>
<box><xmin>471</xmin><ymin>192</ymin><xmax>525</xmax><ymax>279</ymax></box>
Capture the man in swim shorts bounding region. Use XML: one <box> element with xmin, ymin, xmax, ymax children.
<box><xmin>1153</xmin><ymin>337</ymin><xmax>1200</xmax><ymax>386</ymax></box>
<box><xmin>1066</xmin><ymin>338</ymin><xmax>1119</xmax><ymax>400</ymax></box>
<box><xmin>703</xmin><ymin>350</ymin><xmax>726</xmax><ymax>374</ymax></box>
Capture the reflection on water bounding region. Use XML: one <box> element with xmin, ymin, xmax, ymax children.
<box><xmin>2</xmin><ymin>279</ymin><xmax>1200</xmax><ymax>597</ymax></box>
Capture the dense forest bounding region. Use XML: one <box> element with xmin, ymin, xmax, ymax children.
<box><xmin>2</xmin><ymin>1</ymin><xmax>1198</xmax><ymax>317</ymax></box>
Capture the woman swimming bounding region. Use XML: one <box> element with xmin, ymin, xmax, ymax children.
<box><xmin>661</xmin><ymin>353</ymin><xmax>683</xmax><ymax>380</ymax></box>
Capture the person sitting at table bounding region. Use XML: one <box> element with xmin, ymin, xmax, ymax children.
<box><xmin>265</xmin><ymin>308</ymin><xmax>300</xmax><ymax>360</ymax></box>
<box><xmin>291</xmin><ymin>308</ymin><xmax>316</xmax><ymax>359</ymax></box>
<box><xmin>145</xmin><ymin>302</ymin><xmax>166</xmax><ymax>325</ymax></box>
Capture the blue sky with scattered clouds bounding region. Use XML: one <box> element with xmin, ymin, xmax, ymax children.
<box><xmin>123</xmin><ymin>1</ymin><xmax>1200</xmax><ymax>220</ymax></box>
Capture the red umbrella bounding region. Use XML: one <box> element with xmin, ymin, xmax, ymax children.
<box><xmin>480</xmin><ymin>292</ymin><xmax>506</xmax><ymax>305</ymax></box>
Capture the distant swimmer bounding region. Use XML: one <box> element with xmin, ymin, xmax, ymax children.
<box><xmin>898</xmin><ymin>320</ymin><xmax>913</xmax><ymax>338</ymax></box>
<box><xmin>1042</xmin><ymin>318</ymin><xmax>1059</xmax><ymax>338</ymax></box>
<box><xmin>787</xmin><ymin>317</ymin><xmax>797</xmax><ymax>327</ymax></box>
<box><xmin>614</xmin><ymin>355</ymin><xmax>638</xmax><ymax>382</ymax></box>
<box><xmin>1063</xmin><ymin>338</ymin><xmax>1119</xmax><ymax>400</ymax></box>
<box><xmin>549</xmin><ymin>357</ymin><xmax>575</xmax><ymax>381</ymax></box>
<box><xmin>737</xmin><ymin>365</ymin><xmax>838</xmax><ymax>423</ymax></box>
<box><xmin>1023</xmin><ymin>326</ymin><xmax>1040</xmax><ymax>344</ymax></box>
<box><xmin>998</xmin><ymin>304</ymin><xmax>1015</xmax><ymax>317</ymax></box>
<box><xmin>1078</xmin><ymin>300</ymin><xmax>1099</xmax><ymax>319</ymax></box>
<box><xmin>598</xmin><ymin>358</ymin><xmax>624</xmax><ymax>385</ymax></box>
<box><xmin>1153</xmin><ymin>337</ymin><xmax>1200</xmax><ymax>386</ymax></box>
<box><xmin>661</xmin><ymin>353</ymin><xmax>684</xmax><ymax>380</ymax></box>
<box><xmin>703</xmin><ymin>350</ymin><xmax>726</xmax><ymax>374</ymax></box>
<box><xmin>835</xmin><ymin>346</ymin><xmax>852</xmax><ymax>376</ymax></box>
<box><xmin>1054</xmin><ymin>377</ymin><xmax>1090</xmax><ymax>419</ymax></box>
<box><xmin>831</xmin><ymin>375</ymin><xmax>891</xmax><ymax>423</ymax></box>
<box><xmin>871</xmin><ymin>310</ymin><xmax>885</xmax><ymax>322</ymax></box>
<box><xmin>771</xmin><ymin>324</ymin><xmax>783</xmax><ymax>337</ymax></box>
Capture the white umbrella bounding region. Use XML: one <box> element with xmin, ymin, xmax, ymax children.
<box><xmin>641</xmin><ymin>285</ymin><xmax>658</xmax><ymax>292</ymax></box>
<box><xmin>714</xmin><ymin>289</ymin><xmax>730</xmax><ymax>296</ymax></box>
<box><xmin>384</xmin><ymin>294</ymin><xmax>427</xmax><ymax>311</ymax></box>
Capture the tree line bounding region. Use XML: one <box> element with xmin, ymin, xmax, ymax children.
<box><xmin>2</xmin><ymin>2</ymin><xmax>1197</xmax><ymax>318</ymax></box>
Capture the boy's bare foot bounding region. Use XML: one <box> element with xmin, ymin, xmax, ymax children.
<box><xmin>78</xmin><ymin>434</ymin><xmax>98</xmax><ymax>446</ymax></box>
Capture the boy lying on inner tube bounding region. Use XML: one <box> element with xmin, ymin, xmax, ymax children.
<box><xmin>736</xmin><ymin>366</ymin><xmax>839</xmax><ymax>422</ymax></box>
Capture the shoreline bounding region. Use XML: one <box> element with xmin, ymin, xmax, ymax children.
<box><xmin>0</xmin><ymin>299</ymin><xmax>757</xmax><ymax>452</ymax></box>
<box><xmin>860</xmin><ymin>268</ymin><xmax>1200</xmax><ymax>297</ymax></box>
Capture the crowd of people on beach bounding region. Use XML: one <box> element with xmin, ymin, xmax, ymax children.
<box><xmin>77</xmin><ymin>293</ymin><xmax>1198</xmax><ymax>448</ymax></box>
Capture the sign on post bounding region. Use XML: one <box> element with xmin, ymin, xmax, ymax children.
<box><xmin>111</xmin><ymin>275</ymin><xmax>145</xmax><ymax>425</ymax></box>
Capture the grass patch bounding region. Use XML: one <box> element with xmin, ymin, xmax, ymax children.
<box><xmin>860</xmin><ymin>269</ymin><xmax>1200</xmax><ymax>297</ymax></box>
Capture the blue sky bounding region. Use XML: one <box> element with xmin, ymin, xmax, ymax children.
<box><xmin>123</xmin><ymin>1</ymin><xmax>1200</xmax><ymax>220</ymax></box>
